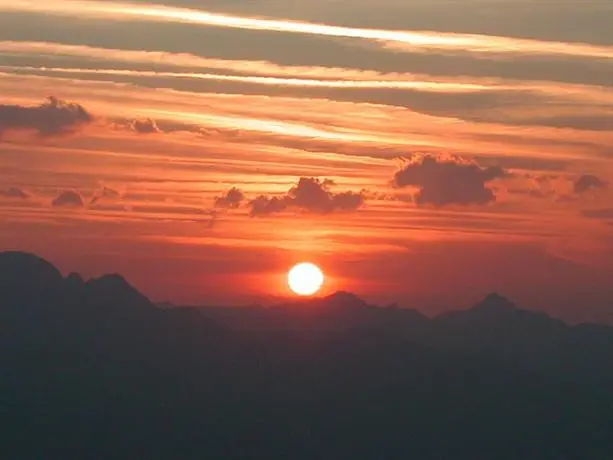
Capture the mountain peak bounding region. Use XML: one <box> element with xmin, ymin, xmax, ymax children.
<box><xmin>65</xmin><ymin>272</ymin><xmax>84</xmax><ymax>286</ymax></box>
<box><xmin>0</xmin><ymin>252</ymin><xmax>64</xmax><ymax>308</ymax></box>
<box><xmin>85</xmin><ymin>274</ymin><xmax>154</xmax><ymax>310</ymax></box>
<box><xmin>472</xmin><ymin>293</ymin><xmax>517</xmax><ymax>314</ymax></box>
<box><xmin>0</xmin><ymin>251</ymin><xmax>63</xmax><ymax>285</ymax></box>
<box><xmin>88</xmin><ymin>273</ymin><xmax>132</xmax><ymax>288</ymax></box>
<box><xmin>324</xmin><ymin>291</ymin><xmax>369</xmax><ymax>308</ymax></box>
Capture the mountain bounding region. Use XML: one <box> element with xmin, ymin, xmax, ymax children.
<box><xmin>2</xmin><ymin>251</ymin><xmax>613</xmax><ymax>459</ymax></box>
<box><xmin>430</xmin><ymin>292</ymin><xmax>569</xmax><ymax>359</ymax></box>
<box><xmin>199</xmin><ymin>289</ymin><xmax>428</xmax><ymax>332</ymax></box>
<box><xmin>84</xmin><ymin>273</ymin><xmax>154</xmax><ymax>311</ymax></box>
<box><xmin>0</xmin><ymin>251</ymin><xmax>156</xmax><ymax>314</ymax></box>
<box><xmin>0</xmin><ymin>251</ymin><xmax>64</xmax><ymax>310</ymax></box>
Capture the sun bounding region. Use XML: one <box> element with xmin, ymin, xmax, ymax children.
<box><xmin>288</xmin><ymin>262</ymin><xmax>324</xmax><ymax>296</ymax></box>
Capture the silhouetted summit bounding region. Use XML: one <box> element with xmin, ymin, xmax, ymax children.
<box><xmin>0</xmin><ymin>251</ymin><xmax>64</xmax><ymax>309</ymax></box>
<box><xmin>0</xmin><ymin>251</ymin><xmax>62</xmax><ymax>284</ymax></box>
<box><xmin>437</xmin><ymin>291</ymin><xmax>562</xmax><ymax>328</ymax></box>
<box><xmin>2</xmin><ymin>252</ymin><xmax>613</xmax><ymax>460</ymax></box>
<box><xmin>0</xmin><ymin>251</ymin><xmax>155</xmax><ymax>313</ymax></box>
<box><xmin>473</xmin><ymin>292</ymin><xmax>517</xmax><ymax>313</ymax></box>
<box><xmin>322</xmin><ymin>290</ymin><xmax>369</xmax><ymax>309</ymax></box>
<box><xmin>85</xmin><ymin>273</ymin><xmax>153</xmax><ymax>311</ymax></box>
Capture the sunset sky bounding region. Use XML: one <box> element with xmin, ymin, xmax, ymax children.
<box><xmin>1</xmin><ymin>0</ymin><xmax>612</xmax><ymax>322</ymax></box>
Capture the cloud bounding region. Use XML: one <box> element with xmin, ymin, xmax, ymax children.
<box><xmin>214</xmin><ymin>187</ymin><xmax>245</xmax><ymax>209</ymax></box>
<box><xmin>250</xmin><ymin>195</ymin><xmax>291</xmax><ymax>217</ymax></box>
<box><xmin>574</xmin><ymin>174</ymin><xmax>607</xmax><ymax>194</ymax></box>
<box><xmin>250</xmin><ymin>177</ymin><xmax>364</xmax><ymax>217</ymax></box>
<box><xmin>0</xmin><ymin>186</ymin><xmax>30</xmax><ymax>199</ymax></box>
<box><xmin>0</xmin><ymin>97</ymin><xmax>93</xmax><ymax>137</ymax></box>
<box><xmin>131</xmin><ymin>118</ymin><xmax>161</xmax><ymax>134</ymax></box>
<box><xmin>52</xmin><ymin>190</ymin><xmax>85</xmax><ymax>208</ymax></box>
<box><xmin>392</xmin><ymin>154</ymin><xmax>506</xmax><ymax>206</ymax></box>
<box><xmin>91</xmin><ymin>186</ymin><xmax>121</xmax><ymax>205</ymax></box>
<box><xmin>5</xmin><ymin>1</ymin><xmax>613</xmax><ymax>61</ymax></box>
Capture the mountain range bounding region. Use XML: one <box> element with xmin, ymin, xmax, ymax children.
<box><xmin>1</xmin><ymin>251</ymin><xmax>612</xmax><ymax>459</ymax></box>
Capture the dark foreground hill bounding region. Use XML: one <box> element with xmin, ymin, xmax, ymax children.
<box><xmin>1</xmin><ymin>251</ymin><xmax>613</xmax><ymax>459</ymax></box>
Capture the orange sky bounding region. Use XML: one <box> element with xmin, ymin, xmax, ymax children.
<box><xmin>1</xmin><ymin>0</ymin><xmax>612</xmax><ymax>322</ymax></box>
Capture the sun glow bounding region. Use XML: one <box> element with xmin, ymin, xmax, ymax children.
<box><xmin>288</xmin><ymin>262</ymin><xmax>324</xmax><ymax>296</ymax></box>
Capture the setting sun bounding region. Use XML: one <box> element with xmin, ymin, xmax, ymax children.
<box><xmin>288</xmin><ymin>262</ymin><xmax>324</xmax><ymax>296</ymax></box>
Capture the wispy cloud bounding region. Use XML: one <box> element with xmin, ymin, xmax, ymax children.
<box><xmin>1</xmin><ymin>1</ymin><xmax>612</xmax><ymax>60</ymax></box>
<box><xmin>2</xmin><ymin>71</ymin><xmax>610</xmax><ymax>165</ymax></box>
<box><xmin>1</xmin><ymin>65</ymin><xmax>494</xmax><ymax>93</ymax></box>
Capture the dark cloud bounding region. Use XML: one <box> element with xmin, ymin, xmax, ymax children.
<box><xmin>52</xmin><ymin>190</ymin><xmax>85</xmax><ymax>208</ymax></box>
<box><xmin>0</xmin><ymin>97</ymin><xmax>93</xmax><ymax>137</ymax></box>
<box><xmin>250</xmin><ymin>195</ymin><xmax>291</xmax><ymax>217</ymax></box>
<box><xmin>0</xmin><ymin>186</ymin><xmax>30</xmax><ymax>199</ymax></box>
<box><xmin>392</xmin><ymin>154</ymin><xmax>506</xmax><ymax>207</ymax></box>
<box><xmin>574</xmin><ymin>174</ymin><xmax>607</xmax><ymax>194</ymax></box>
<box><xmin>289</xmin><ymin>177</ymin><xmax>364</xmax><ymax>213</ymax></box>
<box><xmin>131</xmin><ymin>118</ymin><xmax>161</xmax><ymax>134</ymax></box>
<box><xmin>91</xmin><ymin>187</ymin><xmax>121</xmax><ymax>205</ymax></box>
<box><xmin>214</xmin><ymin>187</ymin><xmax>245</xmax><ymax>209</ymax></box>
<box><xmin>249</xmin><ymin>177</ymin><xmax>364</xmax><ymax>217</ymax></box>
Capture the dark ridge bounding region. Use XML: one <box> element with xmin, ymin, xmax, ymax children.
<box><xmin>0</xmin><ymin>251</ymin><xmax>64</xmax><ymax>311</ymax></box>
<box><xmin>323</xmin><ymin>290</ymin><xmax>369</xmax><ymax>308</ymax></box>
<box><xmin>0</xmin><ymin>251</ymin><xmax>63</xmax><ymax>288</ymax></box>
<box><xmin>472</xmin><ymin>292</ymin><xmax>517</xmax><ymax>313</ymax></box>
<box><xmin>2</xmin><ymin>252</ymin><xmax>613</xmax><ymax>459</ymax></box>
<box><xmin>85</xmin><ymin>273</ymin><xmax>153</xmax><ymax>310</ymax></box>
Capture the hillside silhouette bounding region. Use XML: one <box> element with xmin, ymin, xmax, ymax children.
<box><xmin>1</xmin><ymin>251</ymin><xmax>613</xmax><ymax>459</ymax></box>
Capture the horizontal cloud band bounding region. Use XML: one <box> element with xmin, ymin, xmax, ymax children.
<box><xmin>1</xmin><ymin>1</ymin><xmax>612</xmax><ymax>60</ymax></box>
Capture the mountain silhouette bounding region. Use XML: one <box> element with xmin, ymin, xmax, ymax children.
<box><xmin>84</xmin><ymin>273</ymin><xmax>154</xmax><ymax>311</ymax></box>
<box><xmin>1</xmin><ymin>251</ymin><xmax>613</xmax><ymax>459</ymax></box>
<box><xmin>472</xmin><ymin>291</ymin><xmax>517</xmax><ymax>312</ymax></box>
<box><xmin>320</xmin><ymin>290</ymin><xmax>369</xmax><ymax>308</ymax></box>
<box><xmin>0</xmin><ymin>251</ymin><xmax>64</xmax><ymax>310</ymax></box>
<box><xmin>0</xmin><ymin>251</ymin><xmax>156</xmax><ymax>314</ymax></box>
